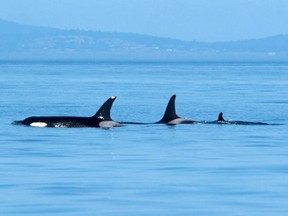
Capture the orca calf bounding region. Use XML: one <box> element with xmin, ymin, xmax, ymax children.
<box><xmin>213</xmin><ymin>112</ymin><xmax>269</xmax><ymax>125</ymax></box>
<box><xmin>13</xmin><ymin>96</ymin><xmax>122</xmax><ymax>128</ymax></box>
<box><xmin>155</xmin><ymin>95</ymin><xmax>196</xmax><ymax>125</ymax></box>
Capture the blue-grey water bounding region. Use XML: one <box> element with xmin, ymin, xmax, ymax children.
<box><xmin>0</xmin><ymin>61</ymin><xmax>288</xmax><ymax>215</ymax></box>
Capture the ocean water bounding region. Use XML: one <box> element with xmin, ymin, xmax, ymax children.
<box><xmin>0</xmin><ymin>61</ymin><xmax>288</xmax><ymax>215</ymax></box>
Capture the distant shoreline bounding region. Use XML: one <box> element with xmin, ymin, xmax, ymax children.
<box><xmin>1</xmin><ymin>19</ymin><xmax>288</xmax><ymax>63</ymax></box>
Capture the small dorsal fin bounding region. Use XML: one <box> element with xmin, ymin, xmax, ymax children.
<box><xmin>218</xmin><ymin>112</ymin><xmax>225</xmax><ymax>121</ymax></box>
<box><xmin>92</xmin><ymin>96</ymin><xmax>116</xmax><ymax>120</ymax></box>
<box><xmin>157</xmin><ymin>95</ymin><xmax>180</xmax><ymax>123</ymax></box>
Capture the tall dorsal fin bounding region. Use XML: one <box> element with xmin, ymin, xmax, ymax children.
<box><xmin>157</xmin><ymin>95</ymin><xmax>180</xmax><ymax>123</ymax></box>
<box><xmin>218</xmin><ymin>112</ymin><xmax>225</xmax><ymax>121</ymax></box>
<box><xmin>92</xmin><ymin>96</ymin><xmax>116</xmax><ymax>120</ymax></box>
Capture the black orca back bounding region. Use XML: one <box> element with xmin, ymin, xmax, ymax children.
<box><xmin>12</xmin><ymin>96</ymin><xmax>120</xmax><ymax>128</ymax></box>
<box><xmin>215</xmin><ymin>112</ymin><xmax>270</xmax><ymax>125</ymax></box>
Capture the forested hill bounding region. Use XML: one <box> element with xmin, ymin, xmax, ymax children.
<box><xmin>1</xmin><ymin>19</ymin><xmax>287</xmax><ymax>61</ymax></box>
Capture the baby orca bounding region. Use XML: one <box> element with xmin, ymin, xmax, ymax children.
<box><xmin>13</xmin><ymin>96</ymin><xmax>122</xmax><ymax>128</ymax></box>
<box><xmin>214</xmin><ymin>112</ymin><xmax>269</xmax><ymax>125</ymax></box>
<box><xmin>156</xmin><ymin>95</ymin><xmax>196</xmax><ymax>125</ymax></box>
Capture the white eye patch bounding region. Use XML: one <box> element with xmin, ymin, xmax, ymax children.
<box><xmin>30</xmin><ymin>122</ymin><xmax>48</xmax><ymax>127</ymax></box>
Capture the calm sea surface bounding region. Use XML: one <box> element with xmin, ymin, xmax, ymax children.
<box><xmin>0</xmin><ymin>61</ymin><xmax>288</xmax><ymax>215</ymax></box>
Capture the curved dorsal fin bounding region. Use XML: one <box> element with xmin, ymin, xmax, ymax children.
<box><xmin>157</xmin><ymin>95</ymin><xmax>180</xmax><ymax>123</ymax></box>
<box><xmin>92</xmin><ymin>96</ymin><xmax>116</xmax><ymax>120</ymax></box>
<box><xmin>218</xmin><ymin>112</ymin><xmax>225</xmax><ymax>121</ymax></box>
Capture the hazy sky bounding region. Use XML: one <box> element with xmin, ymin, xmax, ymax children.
<box><xmin>1</xmin><ymin>0</ymin><xmax>288</xmax><ymax>42</ymax></box>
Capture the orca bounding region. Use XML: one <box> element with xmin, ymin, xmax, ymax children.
<box><xmin>13</xmin><ymin>96</ymin><xmax>122</xmax><ymax>128</ymax></box>
<box><xmin>213</xmin><ymin>112</ymin><xmax>269</xmax><ymax>125</ymax></box>
<box><xmin>120</xmin><ymin>95</ymin><xmax>196</xmax><ymax>125</ymax></box>
<box><xmin>156</xmin><ymin>95</ymin><xmax>196</xmax><ymax>125</ymax></box>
